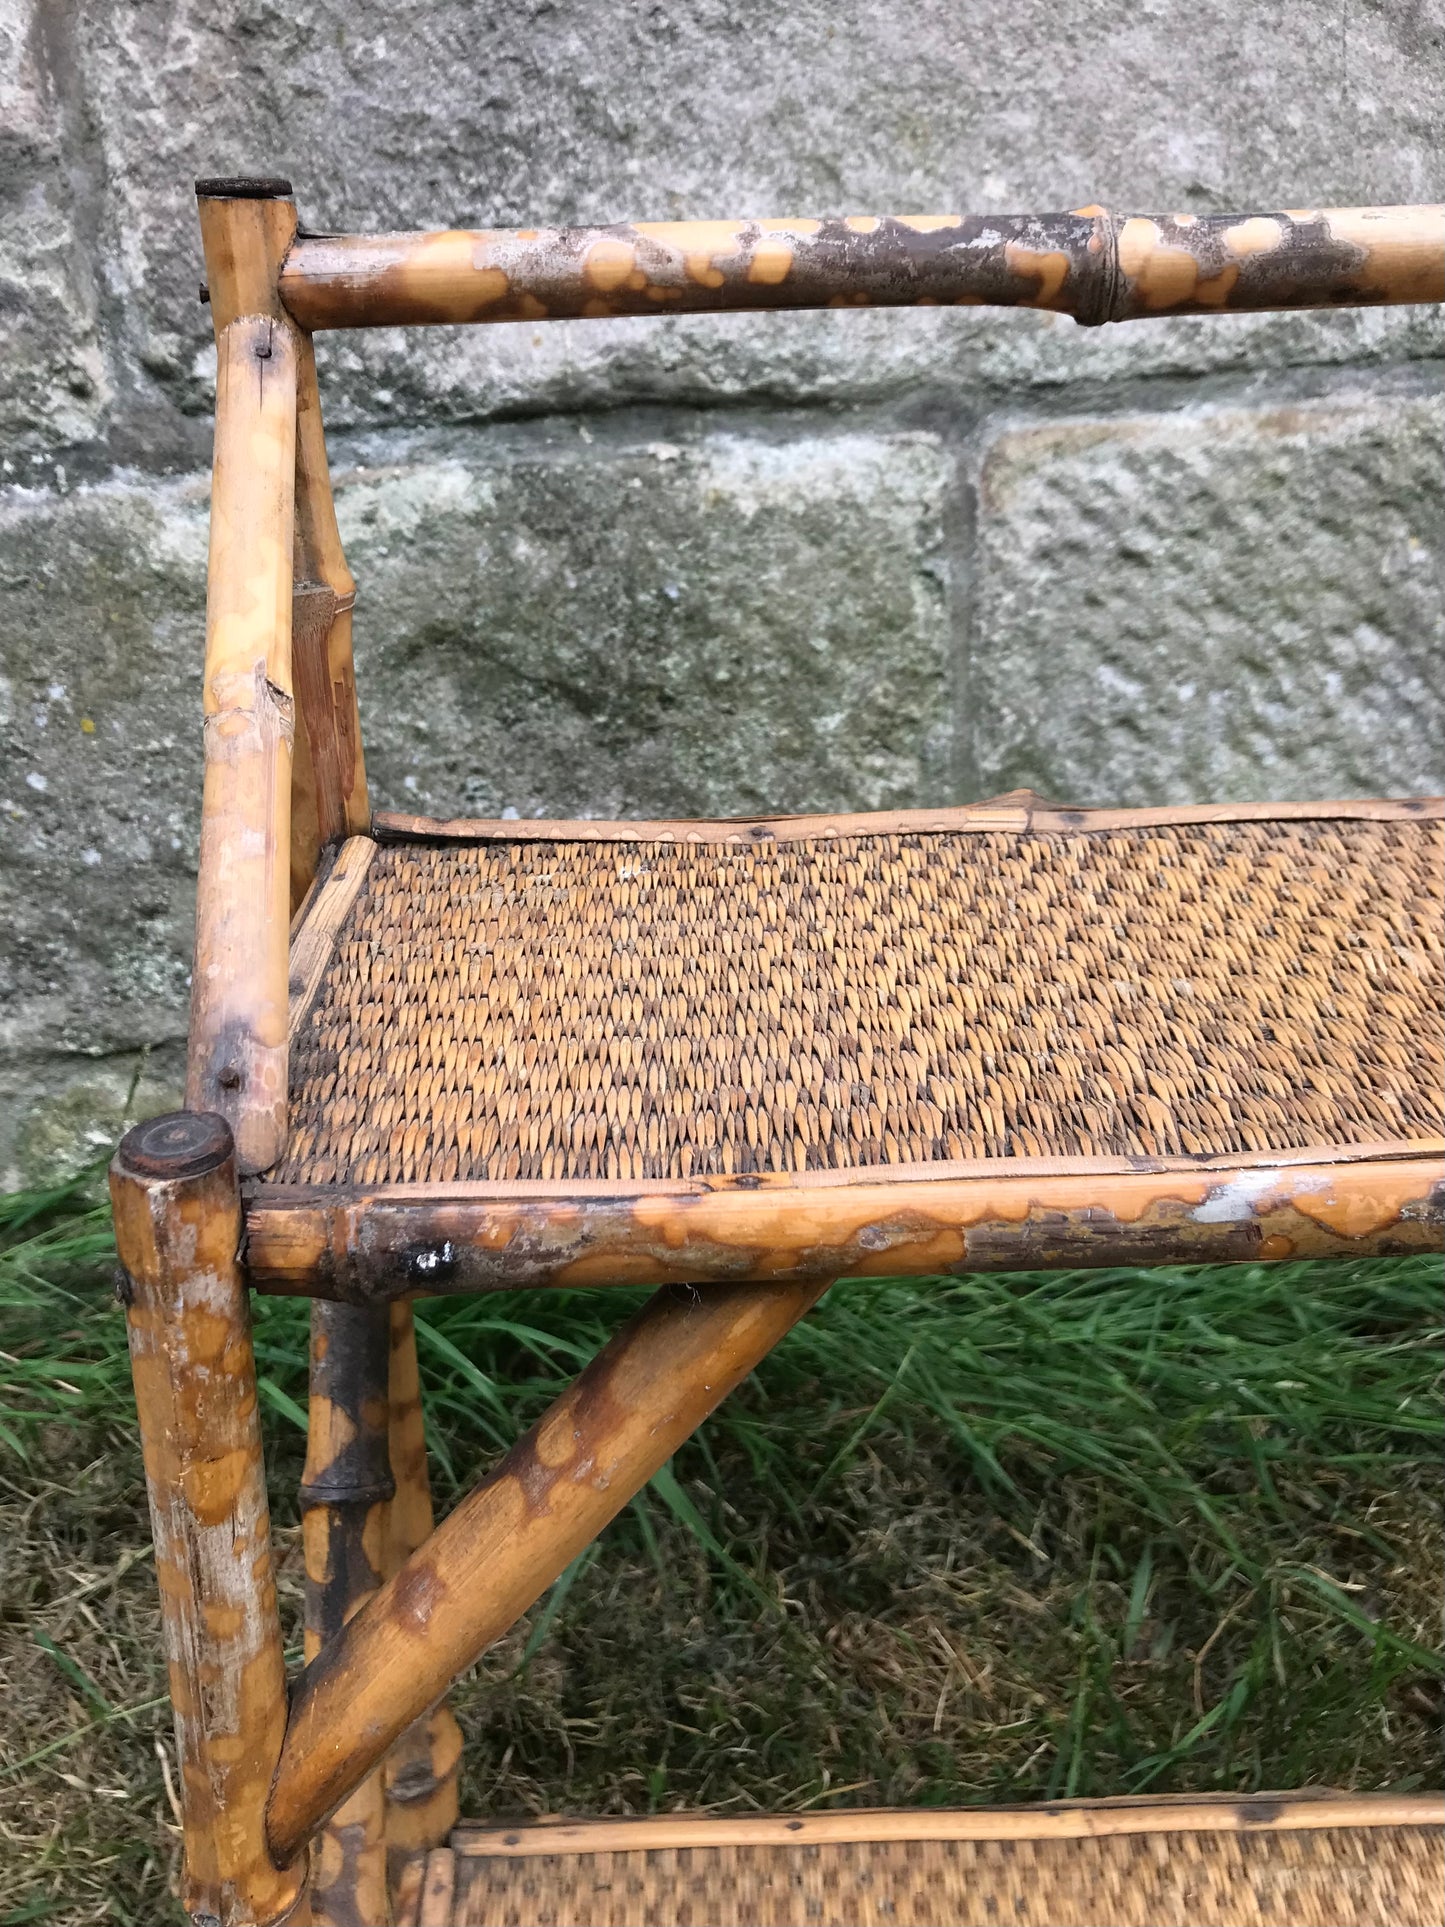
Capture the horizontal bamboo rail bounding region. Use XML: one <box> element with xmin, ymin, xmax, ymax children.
<box><xmin>243</xmin><ymin>1146</ymin><xmax>1445</xmax><ymax>1299</ymax></box>
<box><xmin>373</xmin><ymin>791</ymin><xmax>1442</xmax><ymax>847</ymax></box>
<box><xmin>450</xmin><ymin>1792</ymin><xmax>1445</xmax><ymax>1855</ymax></box>
<box><xmin>278</xmin><ymin>205</ymin><xmax>1445</xmax><ymax>332</ymax></box>
<box><xmin>265</xmin><ymin>1274</ymin><xmax>829</xmax><ymax>1863</ymax></box>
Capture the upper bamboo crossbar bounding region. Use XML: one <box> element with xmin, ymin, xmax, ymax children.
<box><xmin>278</xmin><ymin>206</ymin><xmax>1445</xmax><ymax>331</ymax></box>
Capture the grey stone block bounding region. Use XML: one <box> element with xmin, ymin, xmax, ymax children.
<box><xmin>0</xmin><ymin>470</ymin><xmax>207</xmax><ymax>1183</ymax></box>
<box><xmin>0</xmin><ymin>1</ymin><xmax>109</xmax><ymax>458</ymax></box>
<box><xmin>343</xmin><ymin>420</ymin><xmax>956</xmax><ymax>821</ymax></box>
<box><xmin>0</xmin><ymin>417</ymin><xmax>954</xmax><ymax>1179</ymax></box>
<box><xmin>970</xmin><ymin>379</ymin><xmax>1445</xmax><ymax>805</ymax></box>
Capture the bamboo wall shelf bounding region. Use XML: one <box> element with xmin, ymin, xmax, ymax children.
<box><xmin>107</xmin><ymin>179</ymin><xmax>1445</xmax><ymax>1927</ymax></box>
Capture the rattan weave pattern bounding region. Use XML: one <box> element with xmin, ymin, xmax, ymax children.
<box><xmin>275</xmin><ymin>816</ymin><xmax>1443</xmax><ymax>1188</ymax></box>
<box><xmin>451</xmin><ymin>1826</ymin><xmax>1444</xmax><ymax>1927</ymax></box>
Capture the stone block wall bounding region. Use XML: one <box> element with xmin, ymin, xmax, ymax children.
<box><xmin>1</xmin><ymin>0</ymin><xmax>1442</xmax><ymax>1181</ymax></box>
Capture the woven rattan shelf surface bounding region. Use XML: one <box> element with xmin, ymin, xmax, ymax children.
<box><xmin>435</xmin><ymin>1797</ymin><xmax>1445</xmax><ymax>1927</ymax></box>
<box><xmin>273</xmin><ymin>797</ymin><xmax>1443</xmax><ymax>1191</ymax></box>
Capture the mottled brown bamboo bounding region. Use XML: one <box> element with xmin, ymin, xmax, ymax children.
<box><xmin>373</xmin><ymin>790</ymin><xmax>1442</xmax><ymax>848</ymax></box>
<box><xmin>110</xmin><ymin>1113</ymin><xmax>304</xmax><ymax>1926</ymax></box>
<box><xmin>243</xmin><ymin>1149</ymin><xmax>1445</xmax><ymax>1301</ymax></box>
<box><xmin>381</xmin><ymin>1303</ymin><xmax>464</xmax><ymax>1877</ymax></box>
<box><xmin>187</xmin><ymin>187</ymin><xmax>301</xmax><ymax>1174</ymax></box>
<box><xmin>300</xmin><ymin>1300</ymin><xmax>394</xmax><ymax>1926</ymax></box>
<box><xmin>290</xmin><ymin>334</ymin><xmax>367</xmax><ymax>907</ymax></box>
<box><xmin>278</xmin><ymin>206</ymin><xmax>1444</xmax><ymax>333</ymax></box>
<box><xmin>266</xmin><ymin>1275</ymin><xmax>830</xmax><ymax>1862</ymax></box>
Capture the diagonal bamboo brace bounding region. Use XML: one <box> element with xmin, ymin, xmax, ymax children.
<box><xmin>266</xmin><ymin>1274</ymin><xmax>830</xmax><ymax>1863</ymax></box>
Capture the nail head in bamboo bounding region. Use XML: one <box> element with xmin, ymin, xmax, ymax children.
<box><xmin>111</xmin><ymin>1113</ymin><xmax>305</xmax><ymax>1927</ymax></box>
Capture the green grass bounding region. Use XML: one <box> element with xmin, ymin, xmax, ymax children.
<box><xmin>1</xmin><ymin>1164</ymin><xmax>1441</xmax><ymax>1924</ymax></box>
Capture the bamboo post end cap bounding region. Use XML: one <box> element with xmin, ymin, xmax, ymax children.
<box><xmin>195</xmin><ymin>175</ymin><xmax>294</xmax><ymax>201</ymax></box>
<box><xmin>116</xmin><ymin>1110</ymin><xmax>235</xmax><ymax>1182</ymax></box>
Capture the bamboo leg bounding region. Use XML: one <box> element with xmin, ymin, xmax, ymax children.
<box><xmin>300</xmin><ymin>1302</ymin><xmax>394</xmax><ymax>1926</ymax></box>
<box><xmin>382</xmin><ymin>1304</ymin><xmax>464</xmax><ymax>1887</ymax></box>
<box><xmin>111</xmin><ymin>1113</ymin><xmax>305</xmax><ymax>1926</ymax></box>
<box><xmin>267</xmin><ymin>1275</ymin><xmax>830</xmax><ymax>1862</ymax></box>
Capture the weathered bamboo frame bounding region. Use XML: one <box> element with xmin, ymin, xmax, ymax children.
<box><xmin>104</xmin><ymin>176</ymin><xmax>1445</xmax><ymax>1927</ymax></box>
<box><xmin>277</xmin><ymin>205</ymin><xmax>1445</xmax><ymax>329</ymax></box>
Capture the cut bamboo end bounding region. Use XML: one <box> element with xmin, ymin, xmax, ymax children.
<box><xmin>197</xmin><ymin>179</ymin><xmax>299</xmax><ymax>334</ymax></box>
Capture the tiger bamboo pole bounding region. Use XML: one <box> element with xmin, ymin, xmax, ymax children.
<box><xmin>381</xmin><ymin>1304</ymin><xmax>464</xmax><ymax>1880</ymax></box>
<box><xmin>243</xmin><ymin>1147</ymin><xmax>1445</xmax><ymax>1301</ymax></box>
<box><xmin>111</xmin><ymin>1113</ymin><xmax>305</xmax><ymax>1927</ymax></box>
<box><xmin>277</xmin><ymin>205</ymin><xmax>1444</xmax><ymax>332</ymax></box>
<box><xmin>299</xmin><ymin>1301</ymin><xmax>394</xmax><ymax>1925</ymax></box>
<box><xmin>188</xmin><ymin>180</ymin><xmax>301</xmax><ymax>1174</ymax></box>
<box><xmin>290</xmin><ymin>336</ymin><xmax>367</xmax><ymax>909</ymax></box>
<box><xmin>266</xmin><ymin>1274</ymin><xmax>830</xmax><ymax>1862</ymax></box>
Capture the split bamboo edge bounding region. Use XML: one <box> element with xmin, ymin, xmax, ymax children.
<box><xmin>447</xmin><ymin>1791</ymin><xmax>1445</xmax><ymax>1856</ymax></box>
<box><xmin>373</xmin><ymin>791</ymin><xmax>1442</xmax><ymax>846</ymax></box>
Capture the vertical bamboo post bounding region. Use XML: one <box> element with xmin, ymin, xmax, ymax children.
<box><xmin>188</xmin><ymin>180</ymin><xmax>301</xmax><ymax>1175</ymax></box>
<box><xmin>111</xmin><ymin>1113</ymin><xmax>305</xmax><ymax>1926</ymax></box>
<box><xmin>382</xmin><ymin>1304</ymin><xmax>464</xmax><ymax>1882</ymax></box>
<box><xmin>299</xmin><ymin>1303</ymin><xmax>395</xmax><ymax>1925</ymax></box>
<box><xmin>290</xmin><ymin>337</ymin><xmax>368</xmax><ymax>910</ymax></box>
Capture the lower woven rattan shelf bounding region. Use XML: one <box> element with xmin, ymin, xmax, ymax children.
<box><xmin>392</xmin><ymin>1795</ymin><xmax>1445</xmax><ymax>1927</ymax></box>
